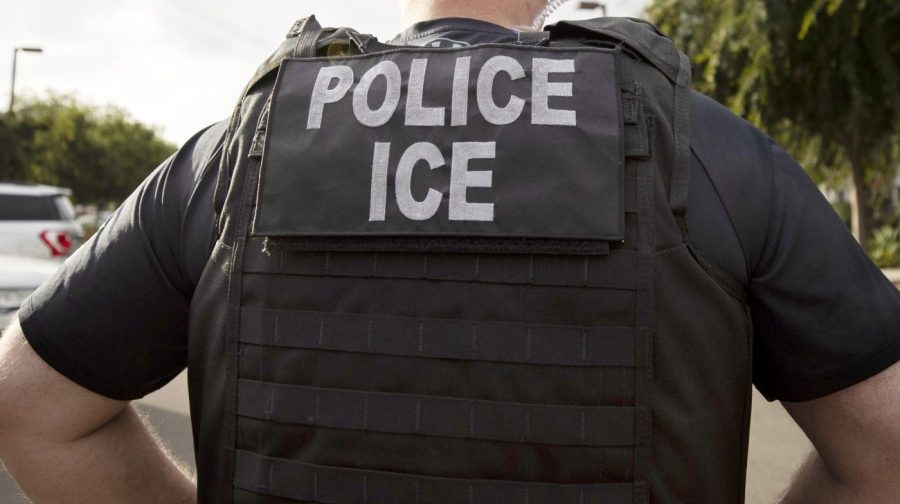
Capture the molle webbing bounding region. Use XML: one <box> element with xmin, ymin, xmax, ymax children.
<box><xmin>238</xmin><ymin>307</ymin><xmax>639</xmax><ymax>368</ymax></box>
<box><xmin>237</xmin><ymin>379</ymin><xmax>646</xmax><ymax>447</ymax></box>
<box><xmin>236</xmin><ymin>250</ymin><xmax>654</xmax><ymax>504</ymax></box>
<box><xmin>235</xmin><ymin>450</ymin><xmax>645</xmax><ymax>504</ymax></box>
<box><xmin>243</xmin><ymin>239</ymin><xmax>641</xmax><ymax>289</ymax></box>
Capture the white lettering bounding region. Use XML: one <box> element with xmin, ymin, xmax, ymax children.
<box><xmin>368</xmin><ymin>142</ymin><xmax>391</xmax><ymax>221</ymax></box>
<box><xmin>406</xmin><ymin>59</ymin><xmax>446</xmax><ymax>126</ymax></box>
<box><xmin>353</xmin><ymin>61</ymin><xmax>402</xmax><ymax>127</ymax></box>
<box><xmin>395</xmin><ymin>142</ymin><xmax>444</xmax><ymax>221</ymax></box>
<box><xmin>315</xmin><ymin>57</ymin><xmax>582</xmax><ymax>130</ymax></box>
<box><xmin>477</xmin><ymin>56</ymin><xmax>526</xmax><ymax>126</ymax></box>
<box><xmin>307</xmin><ymin>66</ymin><xmax>353</xmax><ymax>129</ymax></box>
<box><xmin>450</xmin><ymin>142</ymin><xmax>495</xmax><ymax>222</ymax></box>
<box><xmin>532</xmin><ymin>58</ymin><xmax>576</xmax><ymax>126</ymax></box>
<box><xmin>451</xmin><ymin>56</ymin><xmax>472</xmax><ymax>126</ymax></box>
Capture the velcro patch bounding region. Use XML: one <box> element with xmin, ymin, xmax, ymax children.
<box><xmin>253</xmin><ymin>45</ymin><xmax>624</xmax><ymax>252</ymax></box>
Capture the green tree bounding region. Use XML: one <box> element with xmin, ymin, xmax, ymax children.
<box><xmin>647</xmin><ymin>0</ymin><xmax>900</xmax><ymax>245</ymax></box>
<box><xmin>0</xmin><ymin>114</ymin><xmax>27</xmax><ymax>181</ymax></box>
<box><xmin>5</xmin><ymin>95</ymin><xmax>176</xmax><ymax>206</ymax></box>
<box><xmin>647</xmin><ymin>0</ymin><xmax>771</xmax><ymax>122</ymax></box>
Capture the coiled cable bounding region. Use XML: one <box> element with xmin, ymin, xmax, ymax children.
<box><xmin>532</xmin><ymin>0</ymin><xmax>575</xmax><ymax>29</ymax></box>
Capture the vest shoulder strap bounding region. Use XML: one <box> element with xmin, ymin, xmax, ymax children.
<box><xmin>546</xmin><ymin>17</ymin><xmax>681</xmax><ymax>84</ymax></box>
<box><xmin>213</xmin><ymin>16</ymin><xmax>324</xmax><ymax>231</ymax></box>
<box><xmin>250</xmin><ymin>16</ymin><xmax>323</xmax><ymax>93</ymax></box>
<box><xmin>548</xmin><ymin>17</ymin><xmax>693</xmax><ymax>228</ymax></box>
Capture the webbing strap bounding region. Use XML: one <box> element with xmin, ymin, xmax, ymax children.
<box><xmin>624</xmin><ymin>174</ymin><xmax>639</xmax><ymax>212</ymax></box>
<box><xmin>218</xmin><ymin>19</ymin><xmax>324</xmax><ymax>498</ymax></box>
<box><xmin>234</xmin><ymin>450</ymin><xmax>645</xmax><ymax>504</ymax></box>
<box><xmin>623</xmin><ymin>86</ymin><xmax>651</xmax><ymax>160</ymax></box>
<box><xmin>243</xmin><ymin>16</ymin><xmax>323</xmax><ymax>114</ymax></box>
<box><xmin>217</xmin><ymin>19</ymin><xmax>323</xmax><ymax>496</ymax></box>
<box><xmin>548</xmin><ymin>18</ymin><xmax>680</xmax><ymax>84</ymax></box>
<box><xmin>213</xmin><ymin>16</ymin><xmax>322</xmax><ymax>229</ymax></box>
<box><xmin>240</xmin><ymin>307</ymin><xmax>637</xmax><ymax>368</ymax></box>
<box><xmin>238</xmin><ymin>379</ymin><xmax>644</xmax><ymax>447</ymax></box>
<box><xmin>243</xmin><ymin>243</ymin><xmax>639</xmax><ymax>290</ymax></box>
<box><xmin>670</xmin><ymin>51</ymin><xmax>692</xmax><ymax>228</ymax></box>
<box><xmin>249</xmin><ymin>16</ymin><xmax>322</xmax><ymax>92</ymax></box>
<box><xmin>287</xmin><ymin>16</ymin><xmax>323</xmax><ymax>56</ymax></box>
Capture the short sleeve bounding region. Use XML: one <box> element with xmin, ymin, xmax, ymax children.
<box><xmin>749</xmin><ymin>143</ymin><xmax>900</xmax><ymax>401</ymax></box>
<box><xmin>18</xmin><ymin>121</ymin><xmax>226</xmax><ymax>401</ymax></box>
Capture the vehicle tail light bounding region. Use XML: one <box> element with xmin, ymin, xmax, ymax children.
<box><xmin>40</xmin><ymin>230</ymin><xmax>72</xmax><ymax>257</ymax></box>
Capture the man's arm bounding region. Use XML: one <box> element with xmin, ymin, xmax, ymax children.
<box><xmin>779</xmin><ymin>360</ymin><xmax>900</xmax><ymax>503</ymax></box>
<box><xmin>0</xmin><ymin>319</ymin><xmax>196</xmax><ymax>504</ymax></box>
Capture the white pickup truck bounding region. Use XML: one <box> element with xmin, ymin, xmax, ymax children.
<box><xmin>0</xmin><ymin>183</ymin><xmax>84</xmax><ymax>259</ymax></box>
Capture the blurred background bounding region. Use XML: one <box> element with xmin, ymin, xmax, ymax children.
<box><xmin>1</xmin><ymin>0</ymin><xmax>898</xmax><ymax>502</ymax></box>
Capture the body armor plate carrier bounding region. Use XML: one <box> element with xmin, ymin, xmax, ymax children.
<box><xmin>189</xmin><ymin>16</ymin><xmax>754</xmax><ymax>504</ymax></box>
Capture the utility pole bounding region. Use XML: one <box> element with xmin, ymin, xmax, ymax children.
<box><xmin>9</xmin><ymin>46</ymin><xmax>43</xmax><ymax>114</ymax></box>
<box><xmin>578</xmin><ymin>2</ymin><xmax>608</xmax><ymax>16</ymax></box>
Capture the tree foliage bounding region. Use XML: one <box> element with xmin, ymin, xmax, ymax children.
<box><xmin>868</xmin><ymin>225</ymin><xmax>900</xmax><ymax>268</ymax></box>
<box><xmin>647</xmin><ymin>0</ymin><xmax>900</xmax><ymax>244</ymax></box>
<box><xmin>0</xmin><ymin>116</ymin><xmax>27</xmax><ymax>181</ymax></box>
<box><xmin>0</xmin><ymin>95</ymin><xmax>176</xmax><ymax>206</ymax></box>
<box><xmin>647</xmin><ymin>0</ymin><xmax>771</xmax><ymax>122</ymax></box>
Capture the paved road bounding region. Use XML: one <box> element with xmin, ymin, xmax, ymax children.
<box><xmin>1</xmin><ymin>372</ymin><xmax>811</xmax><ymax>503</ymax></box>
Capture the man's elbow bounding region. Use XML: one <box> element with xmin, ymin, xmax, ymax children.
<box><xmin>0</xmin><ymin>322</ymin><xmax>33</xmax><ymax>457</ymax></box>
<box><xmin>783</xmin><ymin>360</ymin><xmax>900</xmax><ymax>502</ymax></box>
<box><xmin>0</xmin><ymin>319</ymin><xmax>128</xmax><ymax>453</ymax></box>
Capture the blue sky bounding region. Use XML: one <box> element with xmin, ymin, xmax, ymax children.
<box><xmin>1</xmin><ymin>0</ymin><xmax>646</xmax><ymax>145</ymax></box>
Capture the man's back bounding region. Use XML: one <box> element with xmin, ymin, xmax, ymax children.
<box><xmin>2</xmin><ymin>5</ymin><xmax>900</xmax><ymax>504</ymax></box>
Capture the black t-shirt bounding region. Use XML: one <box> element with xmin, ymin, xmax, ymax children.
<box><xmin>19</xmin><ymin>18</ymin><xmax>900</xmax><ymax>403</ymax></box>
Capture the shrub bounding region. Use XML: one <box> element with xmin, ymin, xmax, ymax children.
<box><xmin>868</xmin><ymin>226</ymin><xmax>900</xmax><ymax>268</ymax></box>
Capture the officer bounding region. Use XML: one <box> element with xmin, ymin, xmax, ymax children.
<box><xmin>1</xmin><ymin>1</ymin><xmax>899</xmax><ymax>503</ymax></box>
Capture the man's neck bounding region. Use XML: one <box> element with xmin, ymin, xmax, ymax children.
<box><xmin>398</xmin><ymin>0</ymin><xmax>544</xmax><ymax>29</ymax></box>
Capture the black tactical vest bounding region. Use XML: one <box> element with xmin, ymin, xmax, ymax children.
<box><xmin>189</xmin><ymin>16</ymin><xmax>754</xmax><ymax>504</ymax></box>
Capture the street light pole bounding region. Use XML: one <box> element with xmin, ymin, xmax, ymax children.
<box><xmin>8</xmin><ymin>46</ymin><xmax>43</xmax><ymax>114</ymax></box>
<box><xmin>578</xmin><ymin>2</ymin><xmax>607</xmax><ymax>16</ymax></box>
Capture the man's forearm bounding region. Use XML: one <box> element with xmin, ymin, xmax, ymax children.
<box><xmin>1</xmin><ymin>405</ymin><xmax>195</xmax><ymax>504</ymax></box>
<box><xmin>779</xmin><ymin>451</ymin><xmax>890</xmax><ymax>504</ymax></box>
